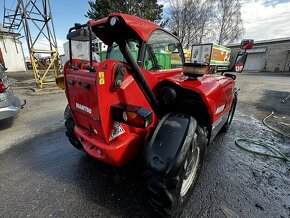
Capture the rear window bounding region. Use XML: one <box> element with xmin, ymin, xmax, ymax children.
<box><xmin>106</xmin><ymin>40</ymin><xmax>139</xmax><ymax>62</ymax></box>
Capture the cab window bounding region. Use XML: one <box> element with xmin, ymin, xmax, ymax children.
<box><xmin>144</xmin><ymin>30</ymin><xmax>184</xmax><ymax>71</ymax></box>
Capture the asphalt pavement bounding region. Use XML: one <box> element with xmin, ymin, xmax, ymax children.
<box><xmin>0</xmin><ymin>72</ymin><xmax>290</xmax><ymax>217</ymax></box>
<box><xmin>0</xmin><ymin>71</ymin><xmax>66</xmax><ymax>153</ymax></box>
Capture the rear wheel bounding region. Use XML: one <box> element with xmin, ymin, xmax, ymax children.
<box><xmin>144</xmin><ymin>126</ymin><xmax>206</xmax><ymax>217</ymax></box>
<box><xmin>64</xmin><ymin>105</ymin><xmax>84</xmax><ymax>151</ymax></box>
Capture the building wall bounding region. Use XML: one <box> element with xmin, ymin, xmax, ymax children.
<box><xmin>0</xmin><ymin>34</ymin><xmax>26</xmax><ymax>72</ymax></box>
<box><xmin>228</xmin><ymin>40</ymin><xmax>290</xmax><ymax>72</ymax></box>
<box><xmin>266</xmin><ymin>42</ymin><xmax>290</xmax><ymax>71</ymax></box>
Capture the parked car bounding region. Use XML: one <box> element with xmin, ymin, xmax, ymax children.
<box><xmin>0</xmin><ymin>64</ymin><xmax>21</xmax><ymax>120</ymax></box>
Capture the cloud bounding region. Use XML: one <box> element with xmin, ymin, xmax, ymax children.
<box><xmin>241</xmin><ymin>0</ymin><xmax>290</xmax><ymax>40</ymax></box>
<box><xmin>160</xmin><ymin>0</ymin><xmax>290</xmax><ymax>41</ymax></box>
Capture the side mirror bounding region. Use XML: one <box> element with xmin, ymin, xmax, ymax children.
<box><xmin>67</xmin><ymin>28</ymin><xmax>96</xmax><ymax>41</ymax></box>
<box><xmin>230</xmin><ymin>39</ymin><xmax>254</xmax><ymax>73</ymax></box>
<box><xmin>240</xmin><ymin>39</ymin><xmax>254</xmax><ymax>50</ymax></box>
<box><xmin>168</xmin><ymin>43</ymin><xmax>177</xmax><ymax>52</ymax></box>
<box><xmin>234</xmin><ymin>51</ymin><xmax>248</xmax><ymax>73</ymax></box>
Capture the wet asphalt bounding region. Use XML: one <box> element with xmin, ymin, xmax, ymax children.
<box><xmin>1</xmin><ymin>73</ymin><xmax>290</xmax><ymax>217</ymax></box>
<box><xmin>1</xmin><ymin>108</ymin><xmax>289</xmax><ymax>218</ymax></box>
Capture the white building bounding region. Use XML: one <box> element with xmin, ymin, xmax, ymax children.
<box><xmin>0</xmin><ymin>24</ymin><xmax>26</xmax><ymax>72</ymax></box>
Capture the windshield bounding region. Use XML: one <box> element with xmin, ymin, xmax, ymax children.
<box><xmin>144</xmin><ymin>29</ymin><xmax>184</xmax><ymax>71</ymax></box>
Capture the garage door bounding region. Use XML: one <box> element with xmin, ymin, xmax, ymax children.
<box><xmin>243</xmin><ymin>53</ymin><xmax>264</xmax><ymax>71</ymax></box>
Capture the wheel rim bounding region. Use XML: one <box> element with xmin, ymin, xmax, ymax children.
<box><xmin>180</xmin><ymin>146</ymin><xmax>200</xmax><ymax>197</ymax></box>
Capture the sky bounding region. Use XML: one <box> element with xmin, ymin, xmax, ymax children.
<box><xmin>159</xmin><ymin>0</ymin><xmax>290</xmax><ymax>41</ymax></box>
<box><xmin>240</xmin><ymin>0</ymin><xmax>290</xmax><ymax>40</ymax></box>
<box><xmin>1</xmin><ymin>0</ymin><xmax>290</xmax><ymax>56</ymax></box>
<box><xmin>0</xmin><ymin>0</ymin><xmax>91</xmax><ymax>56</ymax></box>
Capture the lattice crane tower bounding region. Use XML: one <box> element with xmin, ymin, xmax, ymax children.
<box><xmin>3</xmin><ymin>0</ymin><xmax>60</xmax><ymax>88</ymax></box>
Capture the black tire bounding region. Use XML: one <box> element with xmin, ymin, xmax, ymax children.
<box><xmin>222</xmin><ymin>94</ymin><xmax>237</xmax><ymax>131</ymax></box>
<box><xmin>144</xmin><ymin>126</ymin><xmax>207</xmax><ymax>217</ymax></box>
<box><xmin>64</xmin><ymin>105</ymin><xmax>84</xmax><ymax>151</ymax></box>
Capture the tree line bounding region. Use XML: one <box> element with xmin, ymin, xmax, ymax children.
<box><xmin>86</xmin><ymin>0</ymin><xmax>243</xmax><ymax>47</ymax></box>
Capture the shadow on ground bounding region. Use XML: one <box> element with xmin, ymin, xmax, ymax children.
<box><xmin>256</xmin><ymin>90</ymin><xmax>290</xmax><ymax>116</ymax></box>
<box><xmin>251</xmin><ymin>90</ymin><xmax>290</xmax><ymax>135</ymax></box>
<box><xmin>0</xmin><ymin>128</ymin><xmax>158</xmax><ymax>217</ymax></box>
<box><xmin>0</xmin><ymin>117</ymin><xmax>15</xmax><ymax>130</ymax></box>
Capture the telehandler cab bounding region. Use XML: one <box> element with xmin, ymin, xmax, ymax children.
<box><xmin>63</xmin><ymin>13</ymin><xmax>252</xmax><ymax>216</ymax></box>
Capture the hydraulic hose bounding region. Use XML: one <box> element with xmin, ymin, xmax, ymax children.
<box><xmin>235</xmin><ymin>138</ymin><xmax>290</xmax><ymax>162</ymax></box>
<box><xmin>262</xmin><ymin>112</ymin><xmax>290</xmax><ymax>140</ymax></box>
<box><xmin>235</xmin><ymin>112</ymin><xmax>290</xmax><ymax>163</ymax></box>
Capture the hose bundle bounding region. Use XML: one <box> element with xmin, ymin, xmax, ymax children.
<box><xmin>235</xmin><ymin>112</ymin><xmax>290</xmax><ymax>163</ymax></box>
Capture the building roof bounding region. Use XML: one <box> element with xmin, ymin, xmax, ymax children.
<box><xmin>227</xmin><ymin>37</ymin><xmax>290</xmax><ymax>47</ymax></box>
<box><xmin>247</xmin><ymin>47</ymin><xmax>267</xmax><ymax>53</ymax></box>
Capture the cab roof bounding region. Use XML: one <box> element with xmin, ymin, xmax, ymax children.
<box><xmin>88</xmin><ymin>13</ymin><xmax>160</xmax><ymax>45</ymax></box>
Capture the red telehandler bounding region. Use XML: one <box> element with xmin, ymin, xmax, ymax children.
<box><xmin>62</xmin><ymin>13</ymin><xmax>253</xmax><ymax>216</ymax></box>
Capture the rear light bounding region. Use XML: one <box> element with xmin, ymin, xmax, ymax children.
<box><xmin>111</xmin><ymin>104</ymin><xmax>153</xmax><ymax>128</ymax></box>
<box><xmin>235</xmin><ymin>63</ymin><xmax>244</xmax><ymax>73</ymax></box>
<box><xmin>0</xmin><ymin>79</ymin><xmax>5</xmax><ymax>93</ymax></box>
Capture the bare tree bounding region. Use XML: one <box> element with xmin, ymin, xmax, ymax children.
<box><xmin>215</xmin><ymin>0</ymin><xmax>244</xmax><ymax>44</ymax></box>
<box><xmin>167</xmin><ymin>0</ymin><xmax>243</xmax><ymax>47</ymax></box>
<box><xmin>168</xmin><ymin>0</ymin><xmax>215</xmax><ymax>49</ymax></box>
<box><xmin>195</xmin><ymin>0</ymin><xmax>215</xmax><ymax>43</ymax></box>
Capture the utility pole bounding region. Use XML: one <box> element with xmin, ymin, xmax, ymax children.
<box><xmin>3</xmin><ymin>0</ymin><xmax>60</xmax><ymax>88</ymax></box>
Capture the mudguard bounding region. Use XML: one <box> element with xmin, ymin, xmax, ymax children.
<box><xmin>144</xmin><ymin>113</ymin><xmax>197</xmax><ymax>177</ymax></box>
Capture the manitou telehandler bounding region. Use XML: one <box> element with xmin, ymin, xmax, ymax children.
<box><xmin>62</xmin><ymin>13</ymin><xmax>253</xmax><ymax>216</ymax></box>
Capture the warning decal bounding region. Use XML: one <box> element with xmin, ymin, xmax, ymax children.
<box><xmin>99</xmin><ymin>71</ymin><xmax>105</xmax><ymax>85</ymax></box>
<box><xmin>109</xmin><ymin>122</ymin><xmax>125</xmax><ymax>141</ymax></box>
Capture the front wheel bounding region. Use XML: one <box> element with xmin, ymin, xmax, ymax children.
<box><xmin>144</xmin><ymin>125</ymin><xmax>207</xmax><ymax>217</ymax></box>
